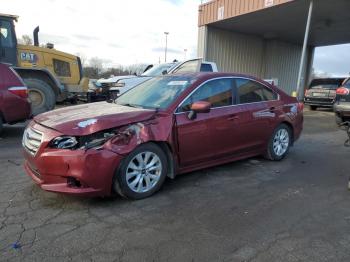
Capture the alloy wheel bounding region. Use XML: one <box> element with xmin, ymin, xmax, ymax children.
<box><xmin>273</xmin><ymin>128</ymin><xmax>289</xmax><ymax>156</ymax></box>
<box><xmin>126</xmin><ymin>151</ymin><xmax>162</xmax><ymax>193</ymax></box>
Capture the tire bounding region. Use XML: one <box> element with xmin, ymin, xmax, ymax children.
<box><xmin>335</xmin><ymin>114</ymin><xmax>343</xmax><ymax>126</ymax></box>
<box><xmin>265</xmin><ymin>124</ymin><xmax>292</xmax><ymax>161</ymax></box>
<box><xmin>23</xmin><ymin>78</ymin><xmax>56</xmax><ymax>116</ymax></box>
<box><xmin>113</xmin><ymin>143</ymin><xmax>168</xmax><ymax>200</ymax></box>
<box><xmin>310</xmin><ymin>105</ymin><xmax>317</xmax><ymax>111</ymax></box>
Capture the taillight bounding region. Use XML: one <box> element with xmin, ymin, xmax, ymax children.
<box><xmin>8</xmin><ymin>86</ymin><xmax>28</xmax><ymax>99</ymax></box>
<box><xmin>336</xmin><ymin>87</ymin><xmax>350</xmax><ymax>96</ymax></box>
<box><xmin>297</xmin><ymin>102</ymin><xmax>304</xmax><ymax>112</ymax></box>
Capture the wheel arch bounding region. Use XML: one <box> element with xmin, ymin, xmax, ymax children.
<box><xmin>279</xmin><ymin>121</ymin><xmax>295</xmax><ymax>145</ymax></box>
<box><xmin>14</xmin><ymin>68</ymin><xmax>63</xmax><ymax>99</ymax></box>
<box><xmin>151</xmin><ymin>141</ymin><xmax>177</xmax><ymax>179</ymax></box>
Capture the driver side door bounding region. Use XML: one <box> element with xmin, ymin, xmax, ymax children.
<box><xmin>175</xmin><ymin>78</ymin><xmax>240</xmax><ymax>167</ymax></box>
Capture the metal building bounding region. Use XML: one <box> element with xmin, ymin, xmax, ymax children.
<box><xmin>197</xmin><ymin>0</ymin><xmax>350</xmax><ymax>97</ymax></box>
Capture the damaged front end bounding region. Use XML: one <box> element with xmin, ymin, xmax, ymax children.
<box><xmin>48</xmin><ymin>122</ymin><xmax>154</xmax><ymax>154</ymax></box>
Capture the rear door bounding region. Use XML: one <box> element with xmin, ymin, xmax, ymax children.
<box><xmin>233</xmin><ymin>78</ymin><xmax>280</xmax><ymax>151</ymax></box>
<box><xmin>0</xmin><ymin>19</ymin><xmax>17</xmax><ymax>65</ymax></box>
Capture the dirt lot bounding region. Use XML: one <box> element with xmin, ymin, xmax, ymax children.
<box><xmin>0</xmin><ymin>109</ymin><xmax>349</xmax><ymax>262</ymax></box>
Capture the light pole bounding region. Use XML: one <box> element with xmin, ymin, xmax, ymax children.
<box><xmin>184</xmin><ymin>49</ymin><xmax>187</xmax><ymax>60</ymax></box>
<box><xmin>164</xmin><ymin>32</ymin><xmax>169</xmax><ymax>62</ymax></box>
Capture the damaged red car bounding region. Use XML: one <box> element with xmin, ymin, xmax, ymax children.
<box><xmin>23</xmin><ymin>73</ymin><xmax>303</xmax><ymax>199</ymax></box>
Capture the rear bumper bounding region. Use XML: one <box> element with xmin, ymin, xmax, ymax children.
<box><xmin>304</xmin><ymin>97</ymin><xmax>335</xmax><ymax>107</ymax></box>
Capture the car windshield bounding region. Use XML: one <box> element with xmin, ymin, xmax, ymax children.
<box><xmin>116</xmin><ymin>76</ymin><xmax>194</xmax><ymax>109</ymax></box>
<box><xmin>141</xmin><ymin>63</ymin><xmax>176</xmax><ymax>77</ymax></box>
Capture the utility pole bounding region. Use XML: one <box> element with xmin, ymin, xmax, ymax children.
<box><xmin>184</xmin><ymin>49</ymin><xmax>188</xmax><ymax>60</ymax></box>
<box><xmin>296</xmin><ymin>0</ymin><xmax>313</xmax><ymax>100</ymax></box>
<box><xmin>164</xmin><ymin>32</ymin><xmax>169</xmax><ymax>62</ymax></box>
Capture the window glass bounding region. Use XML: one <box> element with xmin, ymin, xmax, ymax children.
<box><xmin>142</xmin><ymin>63</ymin><xmax>176</xmax><ymax>77</ymax></box>
<box><xmin>343</xmin><ymin>79</ymin><xmax>350</xmax><ymax>88</ymax></box>
<box><xmin>53</xmin><ymin>59</ymin><xmax>71</xmax><ymax>77</ymax></box>
<box><xmin>236</xmin><ymin>79</ymin><xmax>277</xmax><ymax>104</ymax></box>
<box><xmin>117</xmin><ymin>76</ymin><xmax>193</xmax><ymax>109</ymax></box>
<box><xmin>0</xmin><ymin>21</ymin><xmax>14</xmax><ymax>48</ymax></box>
<box><xmin>200</xmin><ymin>63</ymin><xmax>213</xmax><ymax>72</ymax></box>
<box><xmin>172</xmin><ymin>60</ymin><xmax>200</xmax><ymax>74</ymax></box>
<box><xmin>180</xmin><ymin>78</ymin><xmax>233</xmax><ymax>112</ymax></box>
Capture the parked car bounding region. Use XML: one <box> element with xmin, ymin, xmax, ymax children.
<box><xmin>0</xmin><ymin>63</ymin><xmax>31</xmax><ymax>134</ymax></box>
<box><xmin>22</xmin><ymin>72</ymin><xmax>303</xmax><ymax>199</ymax></box>
<box><xmin>304</xmin><ymin>78</ymin><xmax>345</xmax><ymax>110</ymax></box>
<box><xmin>334</xmin><ymin>78</ymin><xmax>350</xmax><ymax>125</ymax></box>
<box><xmin>109</xmin><ymin>58</ymin><xmax>218</xmax><ymax>96</ymax></box>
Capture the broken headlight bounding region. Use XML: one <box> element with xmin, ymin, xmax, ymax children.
<box><xmin>51</xmin><ymin>136</ymin><xmax>78</xmax><ymax>149</ymax></box>
<box><xmin>80</xmin><ymin>131</ymin><xmax>116</xmax><ymax>150</ymax></box>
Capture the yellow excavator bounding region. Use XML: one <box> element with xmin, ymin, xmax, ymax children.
<box><xmin>0</xmin><ymin>13</ymin><xmax>89</xmax><ymax>115</ymax></box>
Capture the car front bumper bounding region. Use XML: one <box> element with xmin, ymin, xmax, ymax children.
<box><xmin>23</xmin><ymin>122</ymin><xmax>123</xmax><ymax>197</ymax></box>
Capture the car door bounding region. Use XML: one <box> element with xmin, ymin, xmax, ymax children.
<box><xmin>233</xmin><ymin>78</ymin><xmax>279</xmax><ymax>151</ymax></box>
<box><xmin>175</xmin><ymin>78</ymin><xmax>243</xmax><ymax>167</ymax></box>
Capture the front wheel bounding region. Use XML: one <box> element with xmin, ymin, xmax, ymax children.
<box><xmin>265</xmin><ymin>124</ymin><xmax>292</xmax><ymax>161</ymax></box>
<box><xmin>310</xmin><ymin>105</ymin><xmax>317</xmax><ymax>111</ymax></box>
<box><xmin>113</xmin><ymin>143</ymin><xmax>168</xmax><ymax>200</ymax></box>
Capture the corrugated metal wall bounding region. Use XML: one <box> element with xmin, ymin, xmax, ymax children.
<box><xmin>263</xmin><ymin>40</ymin><xmax>306</xmax><ymax>94</ymax></box>
<box><xmin>197</xmin><ymin>26</ymin><xmax>208</xmax><ymax>59</ymax></box>
<box><xmin>204</xmin><ymin>26</ymin><xmax>311</xmax><ymax>94</ymax></box>
<box><xmin>206</xmin><ymin>27</ymin><xmax>264</xmax><ymax>77</ymax></box>
<box><xmin>199</xmin><ymin>0</ymin><xmax>295</xmax><ymax>26</ymax></box>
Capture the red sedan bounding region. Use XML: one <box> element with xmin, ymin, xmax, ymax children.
<box><xmin>23</xmin><ymin>73</ymin><xmax>303</xmax><ymax>199</ymax></box>
<box><xmin>0</xmin><ymin>63</ymin><xmax>31</xmax><ymax>133</ymax></box>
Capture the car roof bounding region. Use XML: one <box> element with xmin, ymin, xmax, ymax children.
<box><xmin>170</xmin><ymin>72</ymin><xmax>263</xmax><ymax>82</ymax></box>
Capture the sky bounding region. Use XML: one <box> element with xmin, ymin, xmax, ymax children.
<box><xmin>2</xmin><ymin>0</ymin><xmax>350</xmax><ymax>76</ymax></box>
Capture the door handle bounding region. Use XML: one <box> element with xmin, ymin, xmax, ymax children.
<box><xmin>227</xmin><ymin>115</ymin><xmax>239</xmax><ymax>121</ymax></box>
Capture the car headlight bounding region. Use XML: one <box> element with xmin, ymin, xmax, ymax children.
<box><xmin>51</xmin><ymin>136</ymin><xmax>78</xmax><ymax>149</ymax></box>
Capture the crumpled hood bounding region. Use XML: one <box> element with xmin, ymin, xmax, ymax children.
<box><xmin>34</xmin><ymin>102</ymin><xmax>156</xmax><ymax>136</ymax></box>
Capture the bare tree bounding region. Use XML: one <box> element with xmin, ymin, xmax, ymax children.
<box><xmin>89</xmin><ymin>57</ymin><xmax>103</xmax><ymax>75</ymax></box>
<box><xmin>76</xmin><ymin>52</ymin><xmax>87</xmax><ymax>67</ymax></box>
<box><xmin>18</xmin><ymin>35</ymin><xmax>33</xmax><ymax>45</ymax></box>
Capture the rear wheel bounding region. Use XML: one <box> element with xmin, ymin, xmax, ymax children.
<box><xmin>310</xmin><ymin>105</ymin><xmax>317</xmax><ymax>111</ymax></box>
<box><xmin>113</xmin><ymin>143</ymin><xmax>168</xmax><ymax>200</ymax></box>
<box><xmin>23</xmin><ymin>78</ymin><xmax>56</xmax><ymax>116</ymax></box>
<box><xmin>265</xmin><ymin>124</ymin><xmax>292</xmax><ymax>161</ymax></box>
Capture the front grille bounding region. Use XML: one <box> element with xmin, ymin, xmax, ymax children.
<box><xmin>22</xmin><ymin>127</ymin><xmax>43</xmax><ymax>156</ymax></box>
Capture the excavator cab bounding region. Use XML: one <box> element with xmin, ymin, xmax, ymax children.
<box><xmin>0</xmin><ymin>14</ymin><xmax>18</xmax><ymax>65</ymax></box>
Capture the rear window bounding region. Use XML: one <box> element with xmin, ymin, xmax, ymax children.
<box><xmin>309</xmin><ymin>78</ymin><xmax>344</xmax><ymax>90</ymax></box>
<box><xmin>343</xmin><ymin>79</ymin><xmax>350</xmax><ymax>88</ymax></box>
<box><xmin>200</xmin><ymin>63</ymin><xmax>213</xmax><ymax>72</ymax></box>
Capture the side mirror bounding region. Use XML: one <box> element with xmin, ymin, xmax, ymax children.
<box><xmin>188</xmin><ymin>101</ymin><xmax>211</xmax><ymax>120</ymax></box>
<box><xmin>162</xmin><ymin>70</ymin><xmax>168</xmax><ymax>75</ymax></box>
